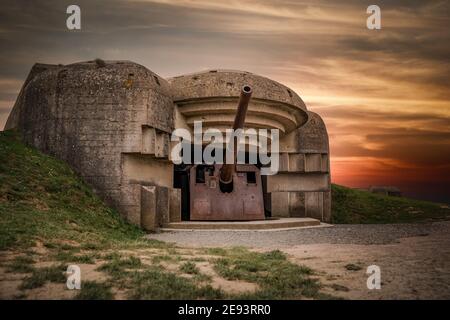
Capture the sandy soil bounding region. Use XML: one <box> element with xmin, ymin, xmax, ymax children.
<box><xmin>272</xmin><ymin>230</ymin><xmax>450</xmax><ymax>299</ymax></box>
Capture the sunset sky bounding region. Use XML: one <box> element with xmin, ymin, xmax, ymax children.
<box><xmin>0</xmin><ymin>0</ymin><xmax>449</xmax><ymax>202</ymax></box>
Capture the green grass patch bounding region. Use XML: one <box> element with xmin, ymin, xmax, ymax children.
<box><xmin>102</xmin><ymin>252</ymin><xmax>122</xmax><ymax>261</ymax></box>
<box><xmin>97</xmin><ymin>255</ymin><xmax>142</xmax><ymax>278</ymax></box>
<box><xmin>52</xmin><ymin>251</ymin><xmax>97</xmax><ymax>264</ymax></box>
<box><xmin>74</xmin><ymin>281</ymin><xmax>114</xmax><ymax>300</ymax></box>
<box><xmin>203</xmin><ymin>247</ymin><xmax>229</xmax><ymax>256</ymax></box>
<box><xmin>20</xmin><ymin>264</ymin><xmax>67</xmax><ymax>290</ymax></box>
<box><xmin>151</xmin><ymin>254</ymin><xmax>181</xmax><ymax>264</ymax></box>
<box><xmin>186</xmin><ymin>256</ymin><xmax>207</xmax><ymax>262</ymax></box>
<box><xmin>212</xmin><ymin>248</ymin><xmax>324</xmax><ymax>299</ymax></box>
<box><xmin>192</xmin><ymin>273</ymin><xmax>212</xmax><ymax>283</ymax></box>
<box><xmin>95</xmin><ymin>253</ymin><xmax>222</xmax><ymax>299</ymax></box>
<box><xmin>179</xmin><ymin>261</ymin><xmax>199</xmax><ymax>274</ymax></box>
<box><xmin>93</xmin><ymin>252</ymin><xmax>224</xmax><ymax>299</ymax></box>
<box><xmin>331</xmin><ymin>184</ymin><xmax>450</xmax><ymax>224</ymax></box>
<box><xmin>129</xmin><ymin>268</ymin><xmax>224</xmax><ymax>299</ymax></box>
<box><xmin>5</xmin><ymin>255</ymin><xmax>35</xmax><ymax>273</ymax></box>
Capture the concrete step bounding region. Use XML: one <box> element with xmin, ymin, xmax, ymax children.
<box><xmin>162</xmin><ymin>217</ymin><xmax>321</xmax><ymax>230</ymax></box>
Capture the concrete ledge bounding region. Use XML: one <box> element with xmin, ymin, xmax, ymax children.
<box><xmin>162</xmin><ymin>217</ymin><xmax>320</xmax><ymax>230</ymax></box>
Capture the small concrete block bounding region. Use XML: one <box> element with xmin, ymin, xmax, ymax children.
<box><xmin>305</xmin><ymin>192</ymin><xmax>323</xmax><ymax>220</ymax></box>
<box><xmin>120</xmin><ymin>183</ymin><xmax>141</xmax><ymax>206</ymax></box>
<box><xmin>288</xmin><ymin>153</ymin><xmax>305</xmax><ymax>172</ymax></box>
<box><xmin>271</xmin><ymin>192</ymin><xmax>290</xmax><ymax>217</ymax></box>
<box><xmin>288</xmin><ymin>192</ymin><xmax>306</xmax><ymax>217</ymax></box>
<box><xmin>278</xmin><ymin>153</ymin><xmax>289</xmax><ymax>172</ymax></box>
<box><xmin>157</xmin><ymin>186</ymin><xmax>169</xmax><ymax>225</ymax></box>
<box><xmin>305</xmin><ymin>154</ymin><xmax>322</xmax><ymax>172</ymax></box>
<box><xmin>121</xmin><ymin>205</ymin><xmax>141</xmax><ymax>226</ymax></box>
<box><xmin>169</xmin><ymin>188</ymin><xmax>182</xmax><ymax>223</ymax></box>
<box><xmin>141</xmin><ymin>186</ymin><xmax>157</xmax><ymax>231</ymax></box>
<box><xmin>155</xmin><ymin>131</ymin><xmax>169</xmax><ymax>158</ymax></box>
<box><xmin>142</xmin><ymin>126</ymin><xmax>156</xmax><ymax>154</ymax></box>
<box><xmin>321</xmin><ymin>154</ymin><xmax>328</xmax><ymax>172</ymax></box>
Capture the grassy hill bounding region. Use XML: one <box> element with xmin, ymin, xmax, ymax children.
<box><xmin>0</xmin><ymin>130</ymin><xmax>147</xmax><ymax>251</ymax></box>
<box><xmin>331</xmin><ymin>184</ymin><xmax>449</xmax><ymax>224</ymax></box>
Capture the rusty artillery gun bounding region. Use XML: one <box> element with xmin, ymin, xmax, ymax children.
<box><xmin>188</xmin><ymin>85</ymin><xmax>266</xmax><ymax>220</ymax></box>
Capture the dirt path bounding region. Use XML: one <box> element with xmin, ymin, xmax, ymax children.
<box><xmin>149</xmin><ymin>222</ymin><xmax>450</xmax><ymax>299</ymax></box>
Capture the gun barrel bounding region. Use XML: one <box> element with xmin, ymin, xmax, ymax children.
<box><xmin>232</xmin><ymin>85</ymin><xmax>252</xmax><ymax>130</ymax></box>
<box><xmin>219</xmin><ymin>85</ymin><xmax>252</xmax><ymax>191</ymax></box>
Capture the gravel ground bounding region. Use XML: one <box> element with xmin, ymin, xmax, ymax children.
<box><xmin>147</xmin><ymin>221</ymin><xmax>450</xmax><ymax>248</ymax></box>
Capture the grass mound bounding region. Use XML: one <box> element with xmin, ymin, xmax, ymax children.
<box><xmin>331</xmin><ymin>184</ymin><xmax>449</xmax><ymax>224</ymax></box>
<box><xmin>0</xmin><ymin>130</ymin><xmax>154</xmax><ymax>250</ymax></box>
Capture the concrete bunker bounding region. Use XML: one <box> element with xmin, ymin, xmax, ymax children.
<box><xmin>5</xmin><ymin>61</ymin><xmax>331</xmax><ymax>231</ymax></box>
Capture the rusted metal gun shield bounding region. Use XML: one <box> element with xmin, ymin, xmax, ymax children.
<box><xmin>190</xmin><ymin>164</ymin><xmax>265</xmax><ymax>220</ymax></box>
